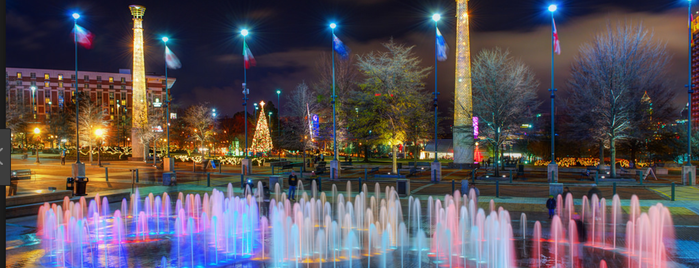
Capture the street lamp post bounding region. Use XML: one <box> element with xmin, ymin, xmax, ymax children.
<box><xmin>30</xmin><ymin>86</ymin><xmax>36</xmax><ymax>119</ymax></box>
<box><xmin>685</xmin><ymin>0</ymin><xmax>697</xmax><ymax>185</ymax></box>
<box><xmin>547</xmin><ymin>5</ymin><xmax>559</xmax><ymax>183</ymax></box>
<box><xmin>95</xmin><ymin>129</ymin><xmax>103</xmax><ymax>167</ymax></box>
<box><xmin>162</xmin><ymin>36</ymin><xmax>174</xmax><ymax>172</ymax></box>
<box><xmin>329</xmin><ymin>22</ymin><xmax>341</xmax><ymax>180</ymax></box>
<box><xmin>277</xmin><ymin>89</ymin><xmax>281</xmax><ymax>160</ymax></box>
<box><xmin>71</xmin><ymin>13</ymin><xmax>85</xmax><ymax>179</ymax></box>
<box><xmin>34</xmin><ymin>128</ymin><xmax>41</xmax><ymax>164</ymax></box>
<box><xmin>241</xmin><ymin>29</ymin><xmax>251</xmax><ymax>175</ymax></box>
<box><xmin>431</xmin><ymin>13</ymin><xmax>441</xmax><ymax>182</ymax></box>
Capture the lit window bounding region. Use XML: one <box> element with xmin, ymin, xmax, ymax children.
<box><xmin>59</xmin><ymin>82</ymin><xmax>63</xmax><ymax>88</ymax></box>
<box><xmin>121</xmin><ymin>77</ymin><xmax>126</xmax><ymax>83</ymax></box>
<box><xmin>16</xmin><ymin>72</ymin><xmax>21</xmax><ymax>79</ymax></box>
<box><xmin>44</xmin><ymin>73</ymin><xmax>49</xmax><ymax>79</ymax></box>
<box><xmin>58</xmin><ymin>74</ymin><xmax>63</xmax><ymax>80</ymax></box>
<box><xmin>109</xmin><ymin>77</ymin><xmax>114</xmax><ymax>83</ymax></box>
<box><xmin>44</xmin><ymin>82</ymin><xmax>49</xmax><ymax>87</ymax></box>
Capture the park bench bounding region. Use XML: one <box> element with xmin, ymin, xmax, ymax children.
<box><xmin>315</xmin><ymin>162</ymin><xmax>327</xmax><ymax>175</ymax></box>
<box><xmin>367</xmin><ymin>167</ymin><xmax>380</xmax><ymax>178</ymax></box>
<box><xmin>280</xmin><ymin>162</ymin><xmax>303</xmax><ymax>172</ymax></box>
<box><xmin>270</xmin><ymin>161</ymin><xmax>291</xmax><ymax>174</ymax></box>
<box><xmin>12</xmin><ymin>169</ymin><xmax>34</xmax><ymax>181</ymax></box>
<box><xmin>408</xmin><ymin>166</ymin><xmax>428</xmax><ymax>177</ymax></box>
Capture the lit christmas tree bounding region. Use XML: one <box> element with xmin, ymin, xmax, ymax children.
<box><xmin>250</xmin><ymin>101</ymin><xmax>273</xmax><ymax>153</ymax></box>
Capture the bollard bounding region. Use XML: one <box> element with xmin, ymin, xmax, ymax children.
<box><xmin>135</xmin><ymin>169</ymin><xmax>139</xmax><ymax>183</ymax></box>
<box><xmin>131</xmin><ymin>170</ymin><xmax>135</xmax><ymax>194</ymax></box>
<box><xmin>509</xmin><ymin>170</ymin><xmax>513</xmax><ymax>183</ymax></box>
<box><xmin>433</xmin><ymin>170</ymin><xmax>437</xmax><ymax>183</ymax></box>
<box><xmin>105</xmin><ymin>167</ymin><xmax>109</xmax><ymax>182</ymax></box>
<box><xmin>472</xmin><ymin>169</ymin><xmax>476</xmax><ymax>183</ymax></box>
<box><xmin>671</xmin><ymin>182</ymin><xmax>676</xmax><ymax>201</ymax></box>
<box><xmin>595</xmin><ymin>172</ymin><xmax>599</xmax><ymax>184</ymax></box>
<box><xmin>496</xmin><ymin>181</ymin><xmax>500</xmax><ymax>198</ymax></box>
<box><xmin>207</xmin><ymin>173</ymin><xmax>211</xmax><ymax>187</ymax></box>
<box><xmin>613</xmin><ymin>182</ymin><xmax>617</xmax><ymax>196</ymax></box>
<box><xmin>359</xmin><ymin>176</ymin><xmax>362</xmax><ymax>193</ymax></box>
<box><xmin>318</xmin><ymin>176</ymin><xmax>321</xmax><ymax>191</ymax></box>
<box><xmin>365</xmin><ymin>169</ymin><xmax>368</xmax><ymax>181</ymax></box>
<box><xmin>240</xmin><ymin>174</ymin><xmax>244</xmax><ymax>188</ymax></box>
<box><xmin>452</xmin><ymin>178</ymin><xmax>455</xmax><ymax>194</ymax></box>
<box><xmin>219</xmin><ymin>162</ymin><xmax>222</xmax><ymax>174</ymax></box>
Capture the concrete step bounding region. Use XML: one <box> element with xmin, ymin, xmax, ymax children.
<box><xmin>6</xmin><ymin>191</ymin><xmax>131</xmax><ymax>218</ymax></box>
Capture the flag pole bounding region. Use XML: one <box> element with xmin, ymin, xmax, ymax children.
<box><xmin>244</xmin><ymin>36</ymin><xmax>248</xmax><ymax>161</ymax></box>
<box><xmin>687</xmin><ymin>0</ymin><xmax>693</xmax><ymax>166</ymax></box>
<box><xmin>165</xmin><ymin>45</ymin><xmax>170</xmax><ymax>158</ymax></box>
<box><xmin>549</xmin><ymin>11</ymin><xmax>556</xmax><ymax>166</ymax></box>
<box><xmin>332</xmin><ymin>27</ymin><xmax>337</xmax><ymax>162</ymax></box>
<box><xmin>74</xmin><ymin>17</ymin><xmax>81</xmax><ymax>165</ymax></box>
<box><xmin>433</xmin><ymin>20</ymin><xmax>439</xmax><ymax>165</ymax></box>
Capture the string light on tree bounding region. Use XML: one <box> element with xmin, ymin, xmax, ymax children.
<box><xmin>250</xmin><ymin>101</ymin><xmax>273</xmax><ymax>153</ymax></box>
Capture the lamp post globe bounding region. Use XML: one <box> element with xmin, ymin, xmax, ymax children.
<box><xmin>72</xmin><ymin>13</ymin><xmax>80</xmax><ymax>19</ymax></box>
<box><xmin>329</xmin><ymin>23</ymin><xmax>336</xmax><ymax>29</ymax></box>
<box><xmin>162</xmin><ymin>37</ymin><xmax>169</xmax><ymax>43</ymax></box>
<box><xmin>432</xmin><ymin>14</ymin><xmax>441</xmax><ymax>22</ymax></box>
<box><xmin>548</xmin><ymin>5</ymin><xmax>557</xmax><ymax>12</ymax></box>
<box><xmin>241</xmin><ymin>29</ymin><xmax>248</xmax><ymax>36</ymax></box>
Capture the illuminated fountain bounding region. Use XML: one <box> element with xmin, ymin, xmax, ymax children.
<box><xmin>36</xmin><ymin>182</ymin><xmax>676</xmax><ymax>268</ymax></box>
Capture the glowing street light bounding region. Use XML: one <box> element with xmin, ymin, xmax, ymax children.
<box><xmin>329</xmin><ymin>23</ymin><xmax>336</xmax><ymax>29</ymax></box>
<box><xmin>548</xmin><ymin>5</ymin><xmax>557</xmax><ymax>12</ymax></box>
<box><xmin>72</xmin><ymin>13</ymin><xmax>80</xmax><ymax>19</ymax></box>
<box><xmin>241</xmin><ymin>29</ymin><xmax>248</xmax><ymax>36</ymax></box>
<box><xmin>276</xmin><ymin>89</ymin><xmax>281</xmax><ymax>160</ymax></box>
<box><xmin>432</xmin><ymin>14</ymin><xmax>441</xmax><ymax>22</ymax></box>
<box><xmin>161</xmin><ymin>36</ymin><xmax>169</xmax><ymax>43</ymax></box>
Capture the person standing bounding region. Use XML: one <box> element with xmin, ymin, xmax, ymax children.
<box><xmin>288</xmin><ymin>171</ymin><xmax>298</xmax><ymax>201</ymax></box>
<box><xmin>546</xmin><ymin>195</ymin><xmax>557</xmax><ymax>219</ymax></box>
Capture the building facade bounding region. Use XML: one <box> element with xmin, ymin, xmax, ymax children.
<box><xmin>691</xmin><ymin>16</ymin><xmax>699</xmax><ymax>126</ymax></box>
<box><xmin>6</xmin><ymin>67</ymin><xmax>175</xmax><ymax>145</ymax></box>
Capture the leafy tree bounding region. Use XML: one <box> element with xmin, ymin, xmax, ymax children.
<box><xmin>567</xmin><ymin>21</ymin><xmax>675</xmax><ymax>177</ymax></box>
<box><xmin>352</xmin><ymin>39</ymin><xmax>432</xmax><ymax>173</ymax></box>
<box><xmin>466</xmin><ymin>48</ymin><xmax>540</xmax><ymax>175</ymax></box>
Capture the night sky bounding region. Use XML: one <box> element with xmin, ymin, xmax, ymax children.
<box><xmin>6</xmin><ymin>0</ymin><xmax>692</xmax><ymax>117</ymax></box>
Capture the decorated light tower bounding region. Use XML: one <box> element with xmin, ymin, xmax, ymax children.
<box><xmin>453</xmin><ymin>0</ymin><xmax>475</xmax><ymax>166</ymax></box>
<box><xmin>129</xmin><ymin>5</ymin><xmax>147</xmax><ymax>160</ymax></box>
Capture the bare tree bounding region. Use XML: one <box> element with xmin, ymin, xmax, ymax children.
<box><xmin>182</xmin><ymin>103</ymin><xmax>215</xmax><ymax>159</ymax></box>
<box><xmin>77</xmin><ymin>100</ymin><xmax>110</xmax><ymax>163</ymax></box>
<box><xmin>466</xmin><ymin>48</ymin><xmax>540</xmax><ymax>176</ymax></box>
<box><xmin>283</xmin><ymin>82</ymin><xmax>321</xmax><ymax>168</ymax></box>
<box><xmin>353</xmin><ymin>39</ymin><xmax>432</xmax><ymax>173</ymax></box>
<box><xmin>567</xmin><ymin>21</ymin><xmax>675</xmax><ymax>177</ymax></box>
<box><xmin>313</xmin><ymin>52</ymin><xmax>359</xmax><ymax>153</ymax></box>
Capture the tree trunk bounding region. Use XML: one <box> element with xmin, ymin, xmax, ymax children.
<box><xmin>363</xmin><ymin>145</ymin><xmax>370</xmax><ymax>162</ymax></box>
<box><xmin>89</xmin><ymin>144</ymin><xmax>93</xmax><ymax>163</ymax></box>
<box><xmin>630</xmin><ymin>144</ymin><xmax>637</xmax><ymax>169</ymax></box>
<box><xmin>392</xmin><ymin>144</ymin><xmax>398</xmax><ymax>174</ymax></box>
<box><xmin>610</xmin><ymin>138</ymin><xmax>617</xmax><ymax>178</ymax></box>
<box><xmin>598</xmin><ymin>140</ymin><xmax>605</xmax><ymax>168</ymax></box>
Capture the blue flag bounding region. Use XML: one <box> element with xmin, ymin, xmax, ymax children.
<box><xmin>333</xmin><ymin>34</ymin><xmax>350</xmax><ymax>60</ymax></box>
<box><xmin>436</xmin><ymin>27</ymin><xmax>448</xmax><ymax>61</ymax></box>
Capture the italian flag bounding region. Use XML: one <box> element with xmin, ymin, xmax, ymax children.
<box><xmin>243</xmin><ymin>41</ymin><xmax>256</xmax><ymax>69</ymax></box>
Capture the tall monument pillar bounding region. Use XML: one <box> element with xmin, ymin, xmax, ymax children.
<box><xmin>453</xmin><ymin>0</ymin><xmax>474</xmax><ymax>166</ymax></box>
<box><xmin>130</xmin><ymin>5</ymin><xmax>147</xmax><ymax>161</ymax></box>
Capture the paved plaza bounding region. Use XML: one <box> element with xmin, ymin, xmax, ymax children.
<box><xmin>6</xmin><ymin>155</ymin><xmax>699</xmax><ymax>267</ymax></box>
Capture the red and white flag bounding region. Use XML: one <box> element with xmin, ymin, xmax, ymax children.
<box><xmin>553</xmin><ymin>18</ymin><xmax>561</xmax><ymax>55</ymax></box>
<box><xmin>243</xmin><ymin>41</ymin><xmax>256</xmax><ymax>69</ymax></box>
<box><xmin>165</xmin><ymin>46</ymin><xmax>182</xmax><ymax>69</ymax></box>
<box><xmin>72</xmin><ymin>24</ymin><xmax>93</xmax><ymax>49</ymax></box>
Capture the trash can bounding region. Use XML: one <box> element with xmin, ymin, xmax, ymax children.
<box><xmin>396</xmin><ymin>179</ymin><xmax>410</xmax><ymax>197</ymax></box>
<box><xmin>397</xmin><ymin>163</ymin><xmax>403</xmax><ymax>169</ymax></box>
<box><xmin>8</xmin><ymin>178</ymin><xmax>18</xmax><ymax>196</ymax></box>
<box><xmin>66</xmin><ymin>177</ymin><xmax>75</xmax><ymax>193</ymax></box>
<box><xmin>75</xmin><ymin>177</ymin><xmax>89</xmax><ymax>196</ymax></box>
